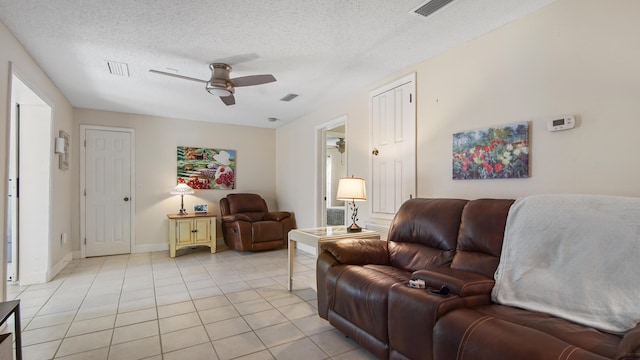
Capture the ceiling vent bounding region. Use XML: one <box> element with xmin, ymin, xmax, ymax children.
<box><xmin>106</xmin><ymin>60</ymin><xmax>130</xmax><ymax>77</ymax></box>
<box><xmin>280</xmin><ymin>93</ymin><xmax>299</xmax><ymax>102</ymax></box>
<box><xmin>411</xmin><ymin>0</ymin><xmax>454</xmax><ymax>18</ymax></box>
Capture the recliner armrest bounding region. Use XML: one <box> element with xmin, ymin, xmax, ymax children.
<box><xmin>221</xmin><ymin>214</ymin><xmax>253</xmax><ymax>222</ymax></box>
<box><xmin>319</xmin><ymin>238</ymin><xmax>389</xmax><ymax>265</ymax></box>
<box><xmin>412</xmin><ymin>267</ymin><xmax>494</xmax><ymax>297</ymax></box>
<box><xmin>263</xmin><ymin>211</ymin><xmax>291</xmax><ymax>221</ymax></box>
<box><xmin>616</xmin><ymin>324</ymin><xmax>640</xmax><ymax>359</ymax></box>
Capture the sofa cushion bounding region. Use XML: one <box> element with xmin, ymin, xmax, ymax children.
<box><xmin>451</xmin><ymin>198</ymin><xmax>514</xmax><ymax>277</ymax></box>
<box><xmin>389</xmin><ymin>242</ymin><xmax>454</xmax><ymax>272</ymax></box>
<box><xmin>434</xmin><ymin>306</ymin><xmax>619</xmax><ymax>360</ymax></box>
<box><xmin>387</xmin><ymin>198</ymin><xmax>468</xmax><ymax>271</ymax></box>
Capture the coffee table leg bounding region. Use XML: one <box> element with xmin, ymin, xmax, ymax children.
<box><xmin>288</xmin><ymin>238</ymin><xmax>295</xmax><ymax>291</ymax></box>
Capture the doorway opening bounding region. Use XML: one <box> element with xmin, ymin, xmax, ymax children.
<box><xmin>316</xmin><ymin>116</ymin><xmax>347</xmax><ymax>227</ymax></box>
<box><xmin>6</xmin><ymin>70</ymin><xmax>53</xmax><ymax>285</ymax></box>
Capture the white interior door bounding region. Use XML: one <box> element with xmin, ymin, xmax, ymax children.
<box><xmin>371</xmin><ymin>73</ymin><xmax>416</xmax><ymax>219</ymax></box>
<box><xmin>85</xmin><ymin>129</ymin><xmax>132</xmax><ymax>256</ymax></box>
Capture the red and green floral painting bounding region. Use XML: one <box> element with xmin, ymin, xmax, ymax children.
<box><xmin>452</xmin><ymin>122</ymin><xmax>529</xmax><ymax>180</ymax></box>
<box><xmin>177</xmin><ymin>147</ymin><xmax>235</xmax><ymax>189</ymax></box>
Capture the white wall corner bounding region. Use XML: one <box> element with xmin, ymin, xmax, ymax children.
<box><xmin>47</xmin><ymin>252</ymin><xmax>73</xmax><ymax>281</ymax></box>
<box><xmin>18</xmin><ymin>271</ymin><xmax>48</xmax><ymax>286</ymax></box>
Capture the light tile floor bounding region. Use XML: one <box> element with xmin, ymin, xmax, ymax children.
<box><xmin>6</xmin><ymin>247</ymin><xmax>376</xmax><ymax>360</ymax></box>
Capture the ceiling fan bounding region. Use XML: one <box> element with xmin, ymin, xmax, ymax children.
<box><xmin>149</xmin><ymin>63</ymin><xmax>276</xmax><ymax>106</ymax></box>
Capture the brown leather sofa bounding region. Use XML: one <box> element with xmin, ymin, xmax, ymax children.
<box><xmin>219</xmin><ymin>193</ymin><xmax>295</xmax><ymax>251</ymax></box>
<box><xmin>317</xmin><ymin>198</ymin><xmax>640</xmax><ymax>360</ymax></box>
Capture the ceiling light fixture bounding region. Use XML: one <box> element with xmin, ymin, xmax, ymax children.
<box><xmin>206</xmin><ymin>79</ymin><xmax>234</xmax><ymax>97</ymax></box>
<box><xmin>206</xmin><ymin>87</ymin><xmax>232</xmax><ymax>97</ymax></box>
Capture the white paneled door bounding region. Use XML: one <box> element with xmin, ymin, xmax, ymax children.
<box><xmin>370</xmin><ymin>74</ymin><xmax>416</xmax><ymax>218</ymax></box>
<box><xmin>85</xmin><ymin>129</ymin><xmax>132</xmax><ymax>256</ymax></box>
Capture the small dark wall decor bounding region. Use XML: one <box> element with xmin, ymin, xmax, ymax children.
<box><xmin>177</xmin><ymin>146</ymin><xmax>236</xmax><ymax>189</ymax></box>
<box><xmin>452</xmin><ymin>121</ymin><xmax>529</xmax><ymax>180</ymax></box>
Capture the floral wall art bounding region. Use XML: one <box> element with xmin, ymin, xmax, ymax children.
<box><xmin>177</xmin><ymin>146</ymin><xmax>236</xmax><ymax>189</ymax></box>
<box><xmin>452</xmin><ymin>122</ymin><xmax>529</xmax><ymax>180</ymax></box>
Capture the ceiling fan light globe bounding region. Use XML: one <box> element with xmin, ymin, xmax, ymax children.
<box><xmin>206</xmin><ymin>80</ymin><xmax>234</xmax><ymax>97</ymax></box>
<box><xmin>207</xmin><ymin>87</ymin><xmax>232</xmax><ymax>97</ymax></box>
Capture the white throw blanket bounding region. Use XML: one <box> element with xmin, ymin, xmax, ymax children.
<box><xmin>492</xmin><ymin>194</ymin><xmax>640</xmax><ymax>334</ymax></box>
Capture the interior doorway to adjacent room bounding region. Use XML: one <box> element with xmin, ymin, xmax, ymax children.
<box><xmin>316</xmin><ymin>116</ymin><xmax>347</xmax><ymax>227</ymax></box>
<box><xmin>6</xmin><ymin>70</ymin><xmax>53</xmax><ymax>285</ymax></box>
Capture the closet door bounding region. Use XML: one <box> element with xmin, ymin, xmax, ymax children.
<box><xmin>370</xmin><ymin>73</ymin><xmax>416</xmax><ymax>219</ymax></box>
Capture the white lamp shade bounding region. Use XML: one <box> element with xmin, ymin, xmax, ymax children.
<box><xmin>336</xmin><ymin>177</ymin><xmax>367</xmax><ymax>201</ymax></box>
<box><xmin>170</xmin><ymin>183</ymin><xmax>195</xmax><ymax>195</ymax></box>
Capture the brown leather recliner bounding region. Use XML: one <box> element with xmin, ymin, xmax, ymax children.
<box><xmin>219</xmin><ymin>193</ymin><xmax>295</xmax><ymax>251</ymax></box>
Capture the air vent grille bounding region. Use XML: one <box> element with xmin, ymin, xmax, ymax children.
<box><xmin>106</xmin><ymin>60</ymin><xmax>130</xmax><ymax>77</ymax></box>
<box><xmin>280</xmin><ymin>93</ymin><xmax>299</xmax><ymax>102</ymax></box>
<box><xmin>411</xmin><ymin>0</ymin><xmax>454</xmax><ymax>18</ymax></box>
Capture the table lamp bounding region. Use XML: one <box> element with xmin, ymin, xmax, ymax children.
<box><xmin>170</xmin><ymin>183</ymin><xmax>194</xmax><ymax>215</ymax></box>
<box><xmin>336</xmin><ymin>176</ymin><xmax>367</xmax><ymax>232</ymax></box>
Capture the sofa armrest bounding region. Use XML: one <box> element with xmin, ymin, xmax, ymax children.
<box><xmin>319</xmin><ymin>238</ymin><xmax>389</xmax><ymax>265</ymax></box>
<box><xmin>263</xmin><ymin>211</ymin><xmax>291</xmax><ymax>221</ymax></box>
<box><xmin>616</xmin><ymin>324</ymin><xmax>640</xmax><ymax>359</ymax></box>
<box><xmin>221</xmin><ymin>214</ymin><xmax>253</xmax><ymax>222</ymax></box>
<box><xmin>412</xmin><ymin>267</ymin><xmax>494</xmax><ymax>297</ymax></box>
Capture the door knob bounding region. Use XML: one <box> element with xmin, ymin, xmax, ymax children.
<box><xmin>372</xmin><ymin>148</ymin><xmax>379</xmax><ymax>156</ymax></box>
<box><xmin>124</xmin><ymin>197</ymin><xmax>129</xmax><ymax>201</ymax></box>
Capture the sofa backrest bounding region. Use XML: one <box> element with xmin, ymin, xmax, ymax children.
<box><xmin>387</xmin><ymin>198</ymin><xmax>468</xmax><ymax>271</ymax></box>
<box><xmin>220</xmin><ymin>193</ymin><xmax>268</xmax><ymax>217</ymax></box>
<box><xmin>451</xmin><ymin>198</ymin><xmax>514</xmax><ymax>277</ymax></box>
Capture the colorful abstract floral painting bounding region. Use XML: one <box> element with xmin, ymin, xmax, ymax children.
<box><xmin>177</xmin><ymin>147</ymin><xmax>236</xmax><ymax>189</ymax></box>
<box><xmin>452</xmin><ymin>122</ymin><xmax>529</xmax><ymax>180</ymax></box>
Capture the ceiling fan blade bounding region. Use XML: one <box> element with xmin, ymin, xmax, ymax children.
<box><xmin>213</xmin><ymin>53</ymin><xmax>259</xmax><ymax>66</ymax></box>
<box><xmin>231</xmin><ymin>74</ymin><xmax>276</xmax><ymax>87</ymax></box>
<box><xmin>220</xmin><ymin>94</ymin><xmax>236</xmax><ymax>106</ymax></box>
<box><xmin>149</xmin><ymin>69</ymin><xmax>206</xmax><ymax>83</ymax></box>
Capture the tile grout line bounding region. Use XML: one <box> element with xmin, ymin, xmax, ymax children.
<box><xmin>15</xmin><ymin>249</ymin><xmax>363</xmax><ymax>360</ymax></box>
<box><xmin>52</xmin><ymin>257</ymin><xmax>105</xmax><ymax>359</ymax></box>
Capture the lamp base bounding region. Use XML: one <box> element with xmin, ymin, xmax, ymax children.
<box><xmin>178</xmin><ymin>208</ymin><xmax>188</xmax><ymax>215</ymax></box>
<box><xmin>347</xmin><ymin>223</ymin><xmax>362</xmax><ymax>233</ymax></box>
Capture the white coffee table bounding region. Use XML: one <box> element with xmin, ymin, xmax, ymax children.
<box><xmin>288</xmin><ymin>226</ymin><xmax>380</xmax><ymax>291</ymax></box>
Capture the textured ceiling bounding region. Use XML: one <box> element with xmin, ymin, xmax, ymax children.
<box><xmin>0</xmin><ymin>0</ymin><xmax>556</xmax><ymax>128</ymax></box>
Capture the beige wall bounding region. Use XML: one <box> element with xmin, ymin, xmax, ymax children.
<box><xmin>417</xmin><ymin>0</ymin><xmax>640</xmax><ymax>199</ymax></box>
<box><xmin>1</xmin><ymin>21</ymin><xmax>74</xmax><ymax>294</ymax></box>
<box><xmin>276</xmin><ymin>0</ymin><xmax>640</xmax><ymax>229</ymax></box>
<box><xmin>73</xmin><ymin>109</ymin><xmax>277</xmax><ymax>252</ymax></box>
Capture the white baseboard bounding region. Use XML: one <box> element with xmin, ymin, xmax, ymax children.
<box><xmin>73</xmin><ymin>240</ymin><xmax>222</xmax><ymax>257</ymax></box>
<box><xmin>133</xmin><ymin>242</ymin><xmax>168</xmax><ymax>253</ymax></box>
<box><xmin>47</xmin><ymin>252</ymin><xmax>73</xmax><ymax>281</ymax></box>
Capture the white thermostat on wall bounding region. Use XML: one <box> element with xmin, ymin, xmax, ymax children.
<box><xmin>547</xmin><ymin>115</ymin><xmax>575</xmax><ymax>132</ymax></box>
